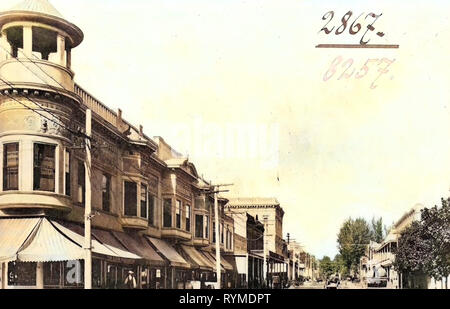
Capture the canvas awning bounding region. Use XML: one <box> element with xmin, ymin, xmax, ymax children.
<box><xmin>146</xmin><ymin>236</ymin><xmax>190</xmax><ymax>269</ymax></box>
<box><xmin>204</xmin><ymin>251</ymin><xmax>234</xmax><ymax>271</ymax></box>
<box><xmin>0</xmin><ymin>217</ymin><xmax>43</xmax><ymax>262</ymax></box>
<box><xmin>179</xmin><ymin>245</ymin><xmax>214</xmax><ymax>271</ymax></box>
<box><xmin>53</xmin><ymin>221</ymin><xmax>142</xmax><ymax>261</ymax></box>
<box><xmin>0</xmin><ymin>217</ymin><xmax>143</xmax><ymax>263</ymax></box>
<box><xmin>200</xmin><ymin>251</ymin><xmax>225</xmax><ymax>272</ymax></box>
<box><xmin>111</xmin><ymin>231</ymin><xmax>165</xmax><ymax>266</ymax></box>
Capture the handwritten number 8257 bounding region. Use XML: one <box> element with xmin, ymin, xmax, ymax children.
<box><xmin>324</xmin><ymin>57</ymin><xmax>395</xmax><ymax>89</ymax></box>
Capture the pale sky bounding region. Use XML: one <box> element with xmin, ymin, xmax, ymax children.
<box><xmin>2</xmin><ymin>0</ymin><xmax>450</xmax><ymax>258</ymax></box>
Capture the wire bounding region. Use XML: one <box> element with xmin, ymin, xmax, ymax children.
<box><xmin>0</xmin><ymin>75</ymin><xmax>83</xmax><ymax>138</ymax></box>
<box><xmin>0</xmin><ymin>45</ymin><xmax>90</xmax><ymax>139</ymax></box>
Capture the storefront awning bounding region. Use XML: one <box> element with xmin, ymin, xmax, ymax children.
<box><xmin>0</xmin><ymin>217</ymin><xmax>84</xmax><ymax>263</ymax></box>
<box><xmin>146</xmin><ymin>237</ymin><xmax>190</xmax><ymax>269</ymax></box>
<box><xmin>180</xmin><ymin>245</ymin><xmax>214</xmax><ymax>271</ymax></box>
<box><xmin>0</xmin><ymin>217</ymin><xmax>42</xmax><ymax>262</ymax></box>
<box><xmin>200</xmin><ymin>251</ymin><xmax>225</xmax><ymax>272</ymax></box>
<box><xmin>111</xmin><ymin>231</ymin><xmax>165</xmax><ymax>266</ymax></box>
<box><xmin>226</xmin><ymin>255</ymin><xmax>246</xmax><ymax>274</ymax></box>
<box><xmin>205</xmin><ymin>252</ymin><xmax>234</xmax><ymax>271</ymax></box>
<box><xmin>54</xmin><ymin>221</ymin><xmax>142</xmax><ymax>261</ymax></box>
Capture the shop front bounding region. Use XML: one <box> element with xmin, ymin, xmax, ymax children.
<box><xmin>0</xmin><ymin>217</ymin><xmax>142</xmax><ymax>289</ymax></box>
<box><xmin>146</xmin><ymin>236</ymin><xmax>191</xmax><ymax>289</ymax></box>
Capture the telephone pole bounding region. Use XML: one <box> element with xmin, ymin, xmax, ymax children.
<box><xmin>263</xmin><ymin>215</ymin><xmax>268</xmax><ymax>286</ymax></box>
<box><xmin>84</xmin><ymin>109</ymin><xmax>92</xmax><ymax>289</ymax></box>
<box><xmin>210</xmin><ymin>183</ymin><xmax>233</xmax><ymax>289</ymax></box>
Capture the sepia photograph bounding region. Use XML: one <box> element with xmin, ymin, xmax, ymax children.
<box><xmin>0</xmin><ymin>0</ymin><xmax>449</xmax><ymax>297</ymax></box>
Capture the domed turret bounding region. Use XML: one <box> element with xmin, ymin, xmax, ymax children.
<box><xmin>0</xmin><ymin>1</ymin><xmax>84</xmax><ymax>214</ymax></box>
<box><xmin>0</xmin><ymin>0</ymin><xmax>83</xmax><ymax>91</ymax></box>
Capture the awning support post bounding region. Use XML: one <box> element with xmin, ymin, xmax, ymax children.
<box><xmin>84</xmin><ymin>109</ymin><xmax>92</xmax><ymax>289</ymax></box>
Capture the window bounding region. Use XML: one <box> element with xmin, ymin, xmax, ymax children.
<box><xmin>3</xmin><ymin>143</ymin><xmax>19</xmax><ymax>191</ymax></box>
<box><xmin>77</xmin><ymin>160</ymin><xmax>85</xmax><ymax>205</ymax></box>
<box><xmin>8</xmin><ymin>262</ymin><xmax>36</xmax><ymax>286</ymax></box>
<box><xmin>124</xmin><ymin>181</ymin><xmax>137</xmax><ymax>216</ymax></box>
<box><xmin>220</xmin><ymin>223</ymin><xmax>224</xmax><ymax>244</ymax></box>
<box><xmin>163</xmin><ymin>199</ymin><xmax>172</xmax><ymax>228</ymax></box>
<box><xmin>185</xmin><ymin>205</ymin><xmax>191</xmax><ymax>232</ymax></box>
<box><xmin>176</xmin><ymin>200</ymin><xmax>181</xmax><ymax>229</ymax></box>
<box><xmin>204</xmin><ymin>216</ymin><xmax>209</xmax><ymax>239</ymax></box>
<box><xmin>213</xmin><ymin>222</ymin><xmax>216</xmax><ymax>243</ymax></box>
<box><xmin>140</xmin><ymin>184</ymin><xmax>148</xmax><ymax>219</ymax></box>
<box><xmin>148</xmin><ymin>195</ymin><xmax>155</xmax><ymax>226</ymax></box>
<box><xmin>195</xmin><ymin>215</ymin><xmax>204</xmax><ymax>238</ymax></box>
<box><xmin>33</xmin><ymin>143</ymin><xmax>55</xmax><ymax>192</ymax></box>
<box><xmin>64</xmin><ymin>149</ymin><xmax>70</xmax><ymax>196</ymax></box>
<box><xmin>102</xmin><ymin>174</ymin><xmax>111</xmax><ymax>212</ymax></box>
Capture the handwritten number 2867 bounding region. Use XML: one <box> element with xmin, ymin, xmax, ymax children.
<box><xmin>320</xmin><ymin>11</ymin><xmax>383</xmax><ymax>45</ymax></box>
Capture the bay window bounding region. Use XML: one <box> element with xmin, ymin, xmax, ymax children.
<box><xmin>176</xmin><ymin>200</ymin><xmax>181</xmax><ymax>229</ymax></box>
<box><xmin>140</xmin><ymin>184</ymin><xmax>148</xmax><ymax>219</ymax></box>
<box><xmin>64</xmin><ymin>149</ymin><xmax>70</xmax><ymax>196</ymax></box>
<box><xmin>124</xmin><ymin>181</ymin><xmax>137</xmax><ymax>216</ymax></box>
<box><xmin>33</xmin><ymin>143</ymin><xmax>56</xmax><ymax>192</ymax></box>
<box><xmin>148</xmin><ymin>195</ymin><xmax>155</xmax><ymax>226</ymax></box>
<box><xmin>77</xmin><ymin>160</ymin><xmax>85</xmax><ymax>205</ymax></box>
<box><xmin>195</xmin><ymin>214</ymin><xmax>204</xmax><ymax>238</ymax></box>
<box><xmin>185</xmin><ymin>205</ymin><xmax>191</xmax><ymax>232</ymax></box>
<box><xmin>163</xmin><ymin>198</ymin><xmax>172</xmax><ymax>228</ymax></box>
<box><xmin>204</xmin><ymin>215</ymin><xmax>209</xmax><ymax>239</ymax></box>
<box><xmin>3</xmin><ymin>143</ymin><xmax>19</xmax><ymax>191</ymax></box>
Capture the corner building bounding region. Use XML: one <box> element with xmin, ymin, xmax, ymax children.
<box><xmin>0</xmin><ymin>0</ymin><xmax>236</xmax><ymax>289</ymax></box>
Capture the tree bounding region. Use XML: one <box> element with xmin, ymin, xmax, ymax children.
<box><xmin>393</xmin><ymin>221</ymin><xmax>433</xmax><ymax>277</ymax></box>
<box><xmin>394</xmin><ymin>197</ymin><xmax>450</xmax><ymax>289</ymax></box>
<box><xmin>337</xmin><ymin>218</ymin><xmax>371</xmax><ymax>275</ymax></box>
<box><xmin>319</xmin><ymin>256</ymin><xmax>335</xmax><ymax>279</ymax></box>
<box><xmin>370</xmin><ymin>217</ymin><xmax>384</xmax><ymax>243</ymax></box>
<box><xmin>421</xmin><ymin>198</ymin><xmax>450</xmax><ymax>288</ymax></box>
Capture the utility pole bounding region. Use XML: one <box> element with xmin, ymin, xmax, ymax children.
<box><xmin>84</xmin><ymin>109</ymin><xmax>92</xmax><ymax>289</ymax></box>
<box><xmin>211</xmin><ymin>183</ymin><xmax>233</xmax><ymax>289</ymax></box>
<box><xmin>263</xmin><ymin>215</ymin><xmax>268</xmax><ymax>286</ymax></box>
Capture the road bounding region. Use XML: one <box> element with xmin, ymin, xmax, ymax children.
<box><xmin>292</xmin><ymin>281</ymin><xmax>367</xmax><ymax>289</ymax></box>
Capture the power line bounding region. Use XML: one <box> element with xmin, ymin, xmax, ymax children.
<box><xmin>0</xmin><ymin>45</ymin><xmax>89</xmax><ymax>139</ymax></box>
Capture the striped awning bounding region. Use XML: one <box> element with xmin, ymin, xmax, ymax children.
<box><xmin>147</xmin><ymin>236</ymin><xmax>190</xmax><ymax>269</ymax></box>
<box><xmin>0</xmin><ymin>217</ymin><xmax>142</xmax><ymax>263</ymax></box>
<box><xmin>180</xmin><ymin>245</ymin><xmax>215</xmax><ymax>271</ymax></box>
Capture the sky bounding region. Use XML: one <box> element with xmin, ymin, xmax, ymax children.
<box><xmin>2</xmin><ymin>0</ymin><xmax>450</xmax><ymax>258</ymax></box>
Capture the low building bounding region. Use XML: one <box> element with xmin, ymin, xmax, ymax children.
<box><xmin>226</xmin><ymin>198</ymin><xmax>287</xmax><ymax>288</ymax></box>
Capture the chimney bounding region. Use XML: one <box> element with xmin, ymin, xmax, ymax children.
<box><xmin>117</xmin><ymin>108</ymin><xmax>122</xmax><ymax>127</ymax></box>
<box><xmin>139</xmin><ymin>125</ymin><xmax>143</xmax><ymax>136</ymax></box>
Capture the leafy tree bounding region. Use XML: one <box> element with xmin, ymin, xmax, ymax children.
<box><xmin>337</xmin><ymin>218</ymin><xmax>371</xmax><ymax>275</ymax></box>
<box><xmin>370</xmin><ymin>217</ymin><xmax>384</xmax><ymax>243</ymax></box>
<box><xmin>421</xmin><ymin>198</ymin><xmax>450</xmax><ymax>288</ymax></box>
<box><xmin>393</xmin><ymin>221</ymin><xmax>433</xmax><ymax>275</ymax></box>
<box><xmin>394</xmin><ymin>197</ymin><xmax>450</xmax><ymax>288</ymax></box>
<box><xmin>319</xmin><ymin>256</ymin><xmax>335</xmax><ymax>279</ymax></box>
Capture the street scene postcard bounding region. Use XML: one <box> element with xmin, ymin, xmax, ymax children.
<box><xmin>0</xmin><ymin>0</ymin><xmax>449</xmax><ymax>299</ymax></box>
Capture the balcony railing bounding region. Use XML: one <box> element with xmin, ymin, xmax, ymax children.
<box><xmin>74</xmin><ymin>84</ymin><xmax>118</xmax><ymax>127</ymax></box>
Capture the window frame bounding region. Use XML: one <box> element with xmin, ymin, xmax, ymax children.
<box><xmin>33</xmin><ymin>142</ymin><xmax>57</xmax><ymax>193</ymax></box>
<box><xmin>123</xmin><ymin>181</ymin><xmax>138</xmax><ymax>217</ymax></box>
<box><xmin>101</xmin><ymin>173</ymin><xmax>111</xmax><ymax>212</ymax></box>
<box><xmin>2</xmin><ymin>142</ymin><xmax>20</xmax><ymax>191</ymax></box>
<box><xmin>163</xmin><ymin>198</ymin><xmax>172</xmax><ymax>228</ymax></box>
<box><xmin>185</xmin><ymin>204</ymin><xmax>191</xmax><ymax>232</ymax></box>
<box><xmin>140</xmin><ymin>184</ymin><xmax>148</xmax><ymax>219</ymax></box>
<box><xmin>175</xmin><ymin>200</ymin><xmax>182</xmax><ymax>229</ymax></box>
